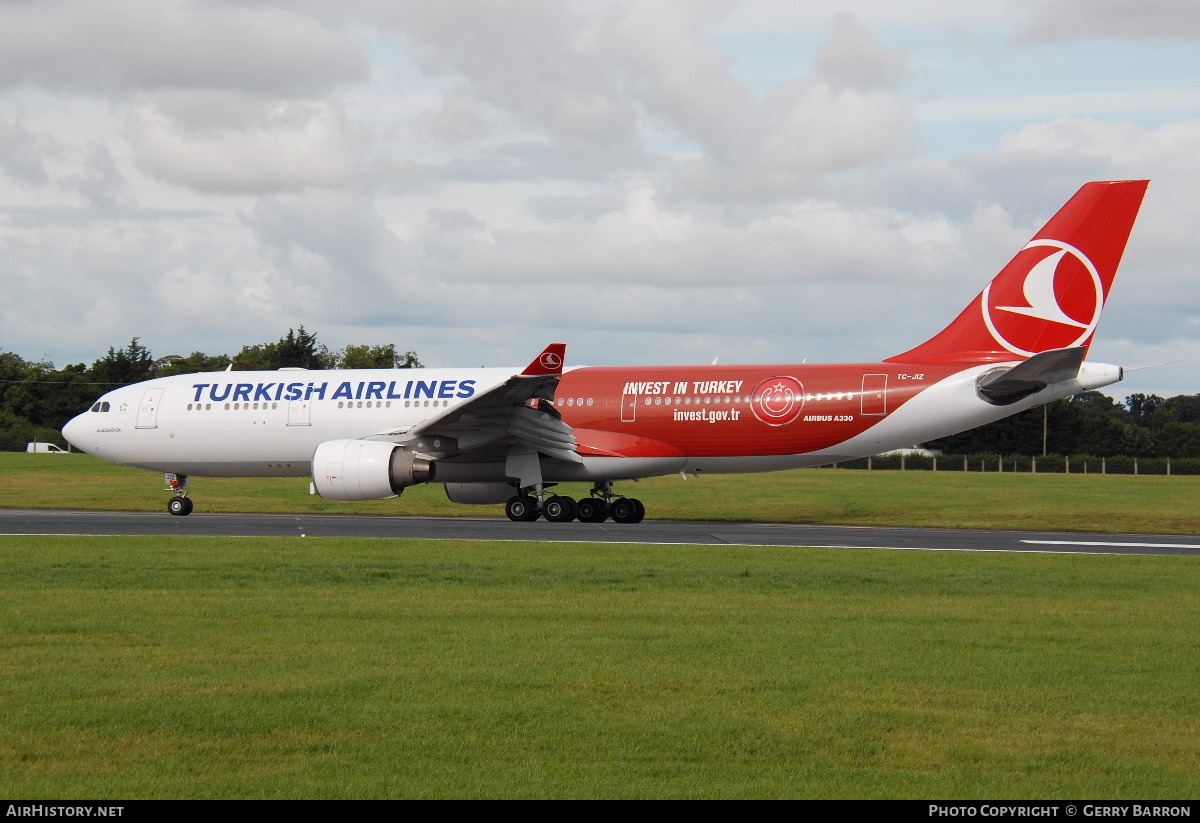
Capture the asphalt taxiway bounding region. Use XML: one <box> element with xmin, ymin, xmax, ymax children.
<box><xmin>1</xmin><ymin>508</ymin><xmax>1198</xmax><ymax>556</ymax></box>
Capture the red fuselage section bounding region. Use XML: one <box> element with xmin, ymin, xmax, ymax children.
<box><xmin>555</xmin><ymin>364</ymin><xmax>955</xmax><ymax>459</ymax></box>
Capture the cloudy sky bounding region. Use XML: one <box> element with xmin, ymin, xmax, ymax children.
<box><xmin>2</xmin><ymin>0</ymin><xmax>1199</xmax><ymax>398</ymax></box>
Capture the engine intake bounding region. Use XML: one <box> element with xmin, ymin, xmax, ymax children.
<box><xmin>311</xmin><ymin>439</ymin><xmax>436</xmax><ymax>501</ymax></box>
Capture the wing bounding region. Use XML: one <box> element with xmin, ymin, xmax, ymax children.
<box><xmin>405</xmin><ymin>343</ymin><xmax>580</xmax><ymax>464</ymax></box>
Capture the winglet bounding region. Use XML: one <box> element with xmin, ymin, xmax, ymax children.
<box><xmin>520</xmin><ymin>343</ymin><xmax>566</xmax><ymax>376</ymax></box>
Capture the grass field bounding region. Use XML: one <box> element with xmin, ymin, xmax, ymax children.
<box><xmin>3</xmin><ymin>452</ymin><xmax>1199</xmax><ymax>534</ymax></box>
<box><xmin>1</xmin><ymin>535</ymin><xmax>1198</xmax><ymax>799</ymax></box>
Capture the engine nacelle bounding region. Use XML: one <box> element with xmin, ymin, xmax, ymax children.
<box><xmin>311</xmin><ymin>439</ymin><xmax>436</xmax><ymax>501</ymax></box>
<box><xmin>444</xmin><ymin>482</ymin><xmax>515</xmax><ymax>505</ymax></box>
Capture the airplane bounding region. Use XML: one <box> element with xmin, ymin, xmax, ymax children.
<box><xmin>63</xmin><ymin>179</ymin><xmax>1149</xmax><ymax>524</ymax></box>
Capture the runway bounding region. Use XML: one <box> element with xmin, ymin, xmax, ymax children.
<box><xmin>2</xmin><ymin>508</ymin><xmax>1199</xmax><ymax>556</ymax></box>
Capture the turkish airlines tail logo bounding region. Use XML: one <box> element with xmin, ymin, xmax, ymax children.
<box><xmin>982</xmin><ymin>240</ymin><xmax>1102</xmax><ymax>357</ymax></box>
<box><xmin>887</xmin><ymin>180</ymin><xmax>1149</xmax><ymax>366</ymax></box>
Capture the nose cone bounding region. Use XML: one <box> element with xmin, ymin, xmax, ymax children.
<box><xmin>62</xmin><ymin>412</ymin><xmax>92</xmax><ymax>454</ymax></box>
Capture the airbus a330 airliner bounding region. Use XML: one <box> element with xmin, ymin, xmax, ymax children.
<box><xmin>64</xmin><ymin>180</ymin><xmax>1149</xmax><ymax>523</ymax></box>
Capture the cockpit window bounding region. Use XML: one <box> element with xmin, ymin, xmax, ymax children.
<box><xmin>90</xmin><ymin>402</ymin><xmax>111</xmax><ymax>413</ymax></box>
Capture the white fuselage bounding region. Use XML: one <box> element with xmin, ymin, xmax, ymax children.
<box><xmin>62</xmin><ymin>361</ymin><xmax>1123</xmax><ymax>483</ymax></box>
<box><xmin>64</xmin><ymin>367</ymin><xmax>516</xmax><ymax>477</ymax></box>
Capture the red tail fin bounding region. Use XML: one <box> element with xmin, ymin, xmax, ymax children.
<box><xmin>887</xmin><ymin>180</ymin><xmax>1149</xmax><ymax>365</ymax></box>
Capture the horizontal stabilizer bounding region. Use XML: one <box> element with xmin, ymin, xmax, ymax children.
<box><xmin>977</xmin><ymin>346</ymin><xmax>1088</xmax><ymax>406</ymax></box>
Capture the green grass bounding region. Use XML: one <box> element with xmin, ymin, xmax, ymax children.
<box><xmin>3</xmin><ymin>452</ymin><xmax>1200</xmax><ymax>533</ymax></box>
<box><xmin>1</xmin><ymin>535</ymin><xmax>1198</xmax><ymax>798</ymax></box>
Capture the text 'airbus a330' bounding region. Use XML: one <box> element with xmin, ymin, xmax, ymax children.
<box><xmin>64</xmin><ymin>180</ymin><xmax>1149</xmax><ymax>524</ymax></box>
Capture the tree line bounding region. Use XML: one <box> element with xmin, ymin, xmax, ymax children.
<box><xmin>925</xmin><ymin>390</ymin><xmax>1200</xmax><ymax>459</ymax></box>
<box><xmin>1</xmin><ymin>328</ymin><xmax>421</xmax><ymax>450</ymax></box>
<box><xmin>4</xmin><ymin>333</ymin><xmax>1199</xmax><ymax>459</ymax></box>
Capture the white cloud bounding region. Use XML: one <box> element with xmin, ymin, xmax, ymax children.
<box><xmin>395</xmin><ymin>0</ymin><xmax>649</xmax><ymax>174</ymax></box>
<box><xmin>126</xmin><ymin>94</ymin><xmax>359</xmax><ymax>193</ymax></box>
<box><xmin>0</xmin><ymin>116</ymin><xmax>57</xmax><ymax>186</ymax></box>
<box><xmin>0</xmin><ymin>0</ymin><xmax>367</xmax><ymax>95</ymax></box>
<box><xmin>916</xmin><ymin>89</ymin><xmax>1200</xmax><ymax>124</ymax></box>
<box><xmin>998</xmin><ymin>116</ymin><xmax>1200</xmax><ymax>182</ymax></box>
<box><xmin>813</xmin><ymin>11</ymin><xmax>909</xmax><ymax>91</ymax></box>
<box><xmin>1020</xmin><ymin>0</ymin><xmax>1200</xmax><ymax>41</ymax></box>
<box><xmin>390</xmin><ymin>4</ymin><xmax>917</xmax><ymax>201</ymax></box>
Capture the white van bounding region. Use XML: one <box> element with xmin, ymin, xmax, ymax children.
<box><xmin>27</xmin><ymin>442</ymin><xmax>69</xmax><ymax>453</ymax></box>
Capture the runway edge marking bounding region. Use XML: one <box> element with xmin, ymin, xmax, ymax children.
<box><xmin>1023</xmin><ymin>539</ymin><xmax>1200</xmax><ymax>550</ymax></box>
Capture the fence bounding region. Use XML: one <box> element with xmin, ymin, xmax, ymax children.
<box><xmin>825</xmin><ymin>454</ymin><xmax>1200</xmax><ymax>475</ymax></box>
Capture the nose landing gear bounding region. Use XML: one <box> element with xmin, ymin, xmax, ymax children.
<box><xmin>165</xmin><ymin>473</ymin><xmax>193</xmax><ymax>516</ymax></box>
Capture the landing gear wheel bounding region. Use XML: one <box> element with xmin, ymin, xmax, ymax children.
<box><xmin>542</xmin><ymin>495</ymin><xmax>577</xmax><ymax>523</ymax></box>
<box><xmin>610</xmin><ymin>497</ymin><xmax>645</xmax><ymax>524</ymax></box>
<box><xmin>576</xmin><ymin>498</ymin><xmax>608</xmax><ymax>523</ymax></box>
<box><xmin>505</xmin><ymin>494</ymin><xmax>540</xmax><ymax>522</ymax></box>
<box><xmin>168</xmin><ymin>497</ymin><xmax>194</xmax><ymax>517</ymax></box>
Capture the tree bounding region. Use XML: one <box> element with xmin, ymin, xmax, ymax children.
<box><xmin>0</xmin><ymin>409</ymin><xmax>66</xmax><ymax>451</ymax></box>
<box><xmin>271</xmin><ymin>327</ymin><xmax>323</xmax><ymax>369</ymax></box>
<box><xmin>234</xmin><ymin>331</ymin><xmax>423</xmax><ymax>370</ymax></box>
<box><xmin>4</xmin><ymin>363</ymin><xmax>97</xmax><ymax>431</ymax></box>
<box><xmin>1052</xmin><ymin>392</ymin><xmax>1130</xmax><ymax>457</ymax></box>
<box><xmin>336</xmin><ymin>344</ymin><xmax>423</xmax><ymax>369</ymax></box>
<box><xmin>1</xmin><ymin>331</ymin><xmax>425</xmax><ymax>448</ymax></box>
<box><xmin>0</xmin><ymin>351</ymin><xmax>34</xmax><ymax>409</ymax></box>
<box><xmin>925</xmin><ymin>391</ymin><xmax>1132</xmax><ymax>457</ymax></box>
<box><xmin>1125</xmin><ymin>393</ymin><xmax>1164</xmax><ymax>428</ymax></box>
<box><xmin>1153</xmin><ymin>422</ymin><xmax>1200</xmax><ymax>459</ymax></box>
<box><xmin>926</xmin><ymin>401</ymin><xmax>1051</xmax><ymax>455</ymax></box>
<box><xmin>88</xmin><ymin>338</ymin><xmax>156</xmax><ymax>387</ymax></box>
<box><xmin>234</xmin><ymin>327</ymin><xmax>325</xmax><ymax>370</ymax></box>
<box><xmin>1153</xmin><ymin>395</ymin><xmax>1200</xmax><ymax>427</ymax></box>
<box><xmin>158</xmin><ymin>351</ymin><xmax>233</xmax><ymax>376</ymax></box>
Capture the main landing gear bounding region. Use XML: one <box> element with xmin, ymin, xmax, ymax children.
<box><xmin>165</xmin><ymin>472</ymin><xmax>194</xmax><ymax>516</ymax></box>
<box><xmin>504</xmin><ymin>481</ymin><xmax>645</xmax><ymax>524</ymax></box>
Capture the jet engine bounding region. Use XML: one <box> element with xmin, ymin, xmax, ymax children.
<box><xmin>311</xmin><ymin>439</ymin><xmax>435</xmax><ymax>501</ymax></box>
